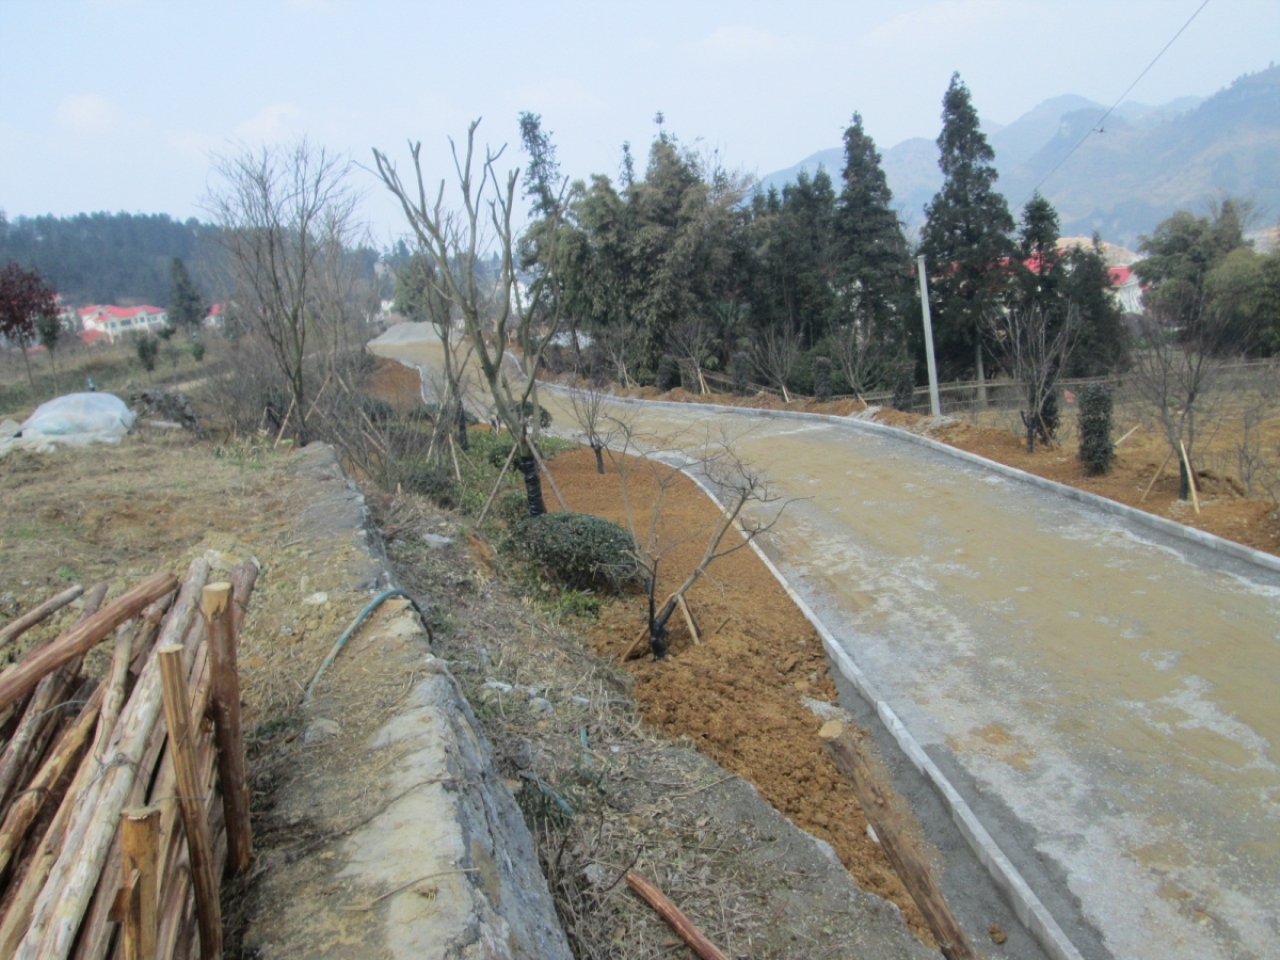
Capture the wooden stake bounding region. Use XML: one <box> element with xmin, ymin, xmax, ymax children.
<box><xmin>676</xmin><ymin>595</ymin><xmax>701</xmax><ymax>646</ymax></box>
<box><xmin>0</xmin><ymin>585</ymin><xmax>85</xmax><ymax>649</ymax></box>
<box><xmin>118</xmin><ymin>807</ymin><xmax>160</xmax><ymax>960</ymax></box>
<box><xmin>1179</xmin><ymin>440</ymin><xmax>1201</xmax><ymax>515</ymax></box>
<box><xmin>1139</xmin><ymin>450</ymin><xmax>1173</xmax><ymax>503</ymax></box>
<box><xmin>447</xmin><ymin>430</ymin><xmax>463</xmax><ymax>483</ymax></box>
<box><xmin>157</xmin><ymin>644</ymin><xmax>222</xmax><ymax>960</ymax></box>
<box><xmin>272</xmin><ymin>394</ymin><xmax>295</xmax><ymax>448</ymax></box>
<box><xmin>529</xmin><ymin>441</ymin><xmax>569</xmax><ymax>512</ymax></box>
<box><xmin>476</xmin><ymin>442</ymin><xmax>518</xmax><ymax>525</ymax></box>
<box><xmin>820</xmin><ymin>721</ymin><xmax>976</xmax><ymax>960</ymax></box>
<box><xmin>624</xmin><ymin>870</ymin><xmax>728</xmax><ymax>960</ymax></box>
<box><xmin>203</xmin><ymin>582</ymin><xmax>252</xmax><ymax>876</ymax></box>
<box><xmin>1113</xmin><ymin>424</ymin><xmax>1140</xmax><ymax>448</ymax></box>
<box><xmin>0</xmin><ymin>572</ymin><xmax>177</xmax><ymax>713</ymax></box>
<box><xmin>0</xmin><ymin>687</ymin><xmax>100</xmax><ymax>877</ymax></box>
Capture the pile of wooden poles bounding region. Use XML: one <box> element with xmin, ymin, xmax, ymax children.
<box><xmin>0</xmin><ymin>557</ymin><xmax>258</xmax><ymax>960</ymax></box>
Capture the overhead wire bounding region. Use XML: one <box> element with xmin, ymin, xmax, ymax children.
<box><xmin>1020</xmin><ymin>0</ymin><xmax>1212</xmax><ymax>207</ymax></box>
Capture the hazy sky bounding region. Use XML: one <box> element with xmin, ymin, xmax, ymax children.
<box><xmin>2</xmin><ymin>0</ymin><xmax>1276</xmax><ymax>244</ymax></box>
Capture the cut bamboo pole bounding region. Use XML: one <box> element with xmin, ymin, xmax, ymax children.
<box><xmin>820</xmin><ymin>720</ymin><xmax>976</xmax><ymax>960</ymax></box>
<box><xmin>127</xmin><ymin>594</ymin><xmax>175</xmax><ymax>680</ymax></box>
<box><xmin>676</xmin><ymin>595</ymin><xmax>701</xmax><ymax>646</ymax></box>
<box><xmin>228</xmin><ymin>561</ymin><xmax>259</xmax><ymax>639</ymax></box>
<box><xmin>1179</xmin><ymin>440</ymin><xmax>1201</xmax><ymax>515</ymax></box>
<box><xmin>117</xmin><ymin>807</ymin><xmax>159</xmax><ymax>960</ymax></box>
<box><xmin>476</xmin><ymin>442</ymin><xmax>518</xmax><ymax>525</ymax></box>
<box><xmin>1140</xmin><ymin>450</ymin><xmax>1173</xmax><ymax>503</ymax></box>
<box><xmin>157</xmin><ymin>644</ymin><xmax>222</xmax><ymax>960</ymax></box>
<box><xmin>0</xmin><ymin>572</ymin><xmax>177</xmax><ymax>714</ymax></box>
<box><xmin>15</xmin><ymin>563</ymin><xmax>205</xmax><ymax>960</ymax></box>
<box><xmin>0</xmin><ymin>686</ymin><xmax>101</xmax><ymax>877</ymax></box>
<box><xmin>94</xmin><ymin>624</ymin><xmax>134</xmax><ymax>764</ymax></box>
<box><xmin>0</xmin><ymin>586</ymin><xmax>85</xmax><ymax>650</ymax></box>
<box><xmin>1113</xmin><ymin>424</ymin><xmax>1141</xmax><ymax>448</ymax></box>
<box><xmin>0</xmin><ymin>584</ymin><xmax>108</xmax><ymax>815</ymax></box>
<box><xmin>202</xmin><ymin>582</ymin><xmax>251</xmax><ymax>876</ymax></box>
<box><xmin>624</xmin><ymin>870</ymin><xmax>728</xmax><ymax>960</ymax></box>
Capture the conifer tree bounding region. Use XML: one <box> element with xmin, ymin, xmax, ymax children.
<box><xmin>168</xmin><ymin>257</ymin><xmax>206</xmax><ymax>331</ymax></box>
<box><xmin>919</xmin><ymin>73</ymin><xmax>1014</xmax><ymax>379</ymax></box>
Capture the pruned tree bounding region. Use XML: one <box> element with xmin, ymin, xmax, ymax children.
<box><xmin>0</xmin><ymin>262</ymin><xmax>58</xmax><ymax>393</ymax></box>
<box><xmin>983</xmin><ymin>306</ymin><xmax>1079</xmax><ymax>452</ymax></box>
<box><xmin>373</xmin><ymin>120</ymin><xmax>567</xmax><ymax>517</ymax></box>
<box><xmin>597</xmin><ymin>322</ymin><xmax>644</xmax><ymax>388</ymax></box>
<box><xmin>666</xmin><ymin>316</ymin><xmax>714</xmax><ymax>393</ymax></box>
<box><xmin>567</xmin><ymin>381</ymin><xmax>617</xmax><ymax>474</ymax></box>
<box><xmin>605</xmin><ymin>420</ymin><xmax>791</xmax><ymax>659</ymax></box>
<box><xmin>1130</xmin><ymin>291</ymin><xmax>1244</xmax><ymax>500</ymax></box>
<box><xmin>205</xmin><ymin>139</ymin><xmax>359</xmax><ymax>445</ymax></box>
<box><xmin>828</xmin><ymin>320</ymin><xmax>905</xmax><ymax>401</ymax></box>
<box><xmin>755</xmin><ymin>322</ymin><xmax>800</xmax><ymax>401</ymax></box>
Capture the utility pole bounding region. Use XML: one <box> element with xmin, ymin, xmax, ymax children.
<box><xmin>917</xmin><ymin>255</ymin><xmax>941</xmax><ymax>417</ymax></box>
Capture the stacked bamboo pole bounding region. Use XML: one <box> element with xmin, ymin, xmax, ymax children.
<box><xmin>0</xmin><ymin>560</ymin><xmax>258</xmax><ymax>960</ymax></box>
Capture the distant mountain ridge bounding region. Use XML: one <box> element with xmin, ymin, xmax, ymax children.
<box><xmin>759</xmin><ymin>66</ymin><xmax>1279</xmax><ymax>246</ymax></box>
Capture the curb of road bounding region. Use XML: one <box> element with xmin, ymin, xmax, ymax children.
<box><xmin>672</xmin><ymin>465</ymin><xmax>1088</xmax><ymax>960</ymax></box>
<box><xmin>590</xmin><ymin>392</ymin><xmax>1280</xmax><ymax>576</ymax></box>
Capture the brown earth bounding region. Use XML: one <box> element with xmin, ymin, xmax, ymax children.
<box><xmin>541</xmin><ymin>446</ymin><xmax>935</xmax><ymax>942</ymax></box>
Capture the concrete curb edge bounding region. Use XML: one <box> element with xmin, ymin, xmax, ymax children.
<box><xmin>674</xmin><ymin>464</ymin><xmax>1087</xmax><ymax>960</ymax></box>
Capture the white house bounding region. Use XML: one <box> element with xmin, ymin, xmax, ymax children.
<box><xmin>78</xmin><ymin>304</ymin><xmax>169</xmax><ymax>342</ymax></box>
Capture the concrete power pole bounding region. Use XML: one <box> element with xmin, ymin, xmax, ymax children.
<box><xmin>917</xmin><ymin>255</ymin><xmax>941</xmax><ymax>417</ymax></box>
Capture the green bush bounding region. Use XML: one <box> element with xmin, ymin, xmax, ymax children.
<box><xmin>403</xmin><ymin>464</ymin><xmax>459</xmax><ymax>508</ymax></box>
<box><xmin>135</xmin><ymin>334</ymin><xmax>159</xmax><ymax>372</ymax></box>
<box><xmin>512</xmin><ymin>512</ymin><xmax>638</xmax><ymax>591</ymax></box>
<box><xmin>518</xmin><ymin>400</ymin><xmax>552</xmax><ymax>429</ymax></box>
<box><xmin>891</xmin><ymin>371</ymin><xmax>915</xmax><ymax>412</ymax></box>
<box><xmin>1077</xmin><ymin>383</ymin><xmax>1114</xmax><ymax>475</ymax></box>
<box><xmin>190</xmin><ymin>340</ymin><xmax>206</xmax><ymax>362</ymax></box>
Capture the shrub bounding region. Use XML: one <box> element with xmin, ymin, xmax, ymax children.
<box><xmin>190</xmin><ymin>339</ymin><xmax>206</xmax><ymax>362</ymax></box>
<box><xmin>656</xmin><ymin>355</ymin><xmax>678</xmax><ymax>392</ymax></box>
<box><xmin>402</xmin><ymin>464</ymin><xmax>459</xmax><ymax>508</ymax></box>
<box><xmin>1077</xmin><ymin>382</ymin><xmax>1114</xmax><ymax>475</ymax></box>
<box><xmin>135</xmin><ymin>334</ymin><xmax>159</xmax><ymax>372</ymax></box>
<box><xmin>517</xmin><ymin>400</ymin><xmax>552</xmax><ymax>429</ymax></box>
<box><xmin>1038</xmin><ymin>389</ymin><xmax>1060</xmax><ymax>441</ymax></box>
<box><xmin>512</xmin><ymin>512</ymin><xmax>638</xmax><ymax>591</ymax></box>
<box><xmin>813</xmin><ymin>357</ymin><xmax>832</xmax><ymax>402</ymax></box>
<box><xmin>891</xmin><ymin>371</ymin><xmax>915</xmax><ymax>412</ymax></box>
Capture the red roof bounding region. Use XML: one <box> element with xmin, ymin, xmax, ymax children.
<box><xmin>1108</xmin><ymin>266</ymin><xmax>1134</xmax><ymax>284</ymax></box>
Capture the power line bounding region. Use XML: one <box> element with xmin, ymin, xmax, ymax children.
<box><xmin>1021</xmin><ymin>0</ymin><xmax>1211</xmax><ymax>207</ymax></box>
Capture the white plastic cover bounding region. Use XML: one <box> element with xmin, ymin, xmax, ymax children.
<box><xmin>1</xmin><ymin>393</ymin><xmax>136</xmax><ymax>455</ymax></box>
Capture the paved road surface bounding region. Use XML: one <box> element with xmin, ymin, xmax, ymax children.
<box><xmin>373</xmin><ymin>328</ymin><xmax>1280</xmax><ymax>960</ymax></box>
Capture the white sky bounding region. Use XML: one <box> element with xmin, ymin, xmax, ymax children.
<box><xmin>1</xmin><ymin>0</ymin><xmax>1276</xmax><ymax>245</ymax></box>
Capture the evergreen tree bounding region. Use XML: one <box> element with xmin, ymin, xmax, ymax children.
<box><xmin>919</xmin><ymin>73</ymin><xmax>1014</xmax><ymax>379</ymax></box>
<box><xmin>168</xmin><ymin>257</ymin><xmax>206</xmax><ymax>331</ymax></box>
<box><xmin>833</xmin><ymin>113</ymin><xmax>913</xmax><ymax>365</ymax></box>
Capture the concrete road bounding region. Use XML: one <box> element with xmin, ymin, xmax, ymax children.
<box><xmin>373</xmin><ymin>328</ymin><xmax>1280</xmax><ymax>960</ymax></box>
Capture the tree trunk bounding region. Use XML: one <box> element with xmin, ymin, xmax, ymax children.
<box><xmin>518</xmin><ymin>455</ymin><xmax>546</xmax><ymax>517</ymax></box>
<box><xmin>1178</xmin><ymin>455</ymin><xmax>1190</xmax><ymax>501</ymax></box>
<box><xmin>975</xmin><ymin>342</ymin><xmax>987</xmax><ymax>408</ymax></box>
<box><xmin>592</xmin><ymin>442</ymin><xmax>605</xmax><ymax>474</ymax></box>
<box><xmin>456</xmin><ymin>402</ymin><xmax>469</xmax><ymax>452</ymax></box>
<box><xmin>20</xmin><ymin>346</ymin><xmax>34</xmax><ymax>394</ymax></box>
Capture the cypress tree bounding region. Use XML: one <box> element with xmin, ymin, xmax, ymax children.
<box><xmin>919</xmin><ymin>74</ymin><xmax>1014</xmax><ymax>379</ymax></box>
<box><xmin>168</xmin><ymin>257</ymin><xmax>206</xmax><ymax>331</ymax></box>
<box><xmin>1077</xmin><ymin>383</ymin><xmax>1114</xmax><ymax>474</ymax></box>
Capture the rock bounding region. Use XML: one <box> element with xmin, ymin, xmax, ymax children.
<box><xmin>127</xmin><ymin>388</ymin><xmax>202</xmax><ymax>434</ymax></box>
<box><xmin>529</xmin><ymin>697</ymin><xmax>554</xmax><ymax>716</ymax></box>
<box><xmin>302</xmin><ymin>592</ymin><xmax>329</xmax><ymax>606</ymax></box>
<box><xmin>421</xmin><ymin>533</ymin><xmax>454</xmax><ymax>549</ymax></box>
<box><xmin>583</xmin><ymin>863</ymin><xmax>610</xmax><ymax>887</ymax></box>
<box><xmin>303</xmin><ymin>718</ymin><xmax>341</xmax><ymax>743</ymax></box>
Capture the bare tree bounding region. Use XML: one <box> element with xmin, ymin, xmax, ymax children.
<box><xmin>1129</xmin><ymin>293</ymin><xmax>1242</xmax><ymax>499</ymax></box>
<box><xmin>666</xmin><ymin>316</ymin><xmax>714</xmax><ymax>394</ymax></box>
<box><xmin>597</xmin><ymin>324</ymin><xmax>644</xmax><ymax>388</ymax></box>
<box><xmin>205</xmin><ymin>139</ymin><xmax>359</xmax><ymax>445</ymax></box>
<box><xmin>828</xmin><ymin>320</ymin><xmax>905</xmax><ymax>402</ymax></box>
<box><xmin>605</xmin><ymin>421</ymin><xmax>791</xmax><ymax>659</ymax></box>
<box><xmin>373</xmin><ymin>121</ymin><xmax>565</xmax><ymax>516</ymax></box>
<box><xmin>983</xmin><ymin>306</ymin><xmax>1080</xmax><ymax>453</ymax></box>
<box><xmin>755</xmin><ymin>322</ymin><xmax>801</xmax><ymax>402</ymax></box>
<box><xmin>567</xmin><ymin>381</ymin><xmax>617</xmax><ymax>474</ymax></box>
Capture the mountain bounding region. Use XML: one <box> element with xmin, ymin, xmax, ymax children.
<box><xmin>759</xmin><ymin>67</ymin><xmax>1276</xmax><ymax>246</ymax></box>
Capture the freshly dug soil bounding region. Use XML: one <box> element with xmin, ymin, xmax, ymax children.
<box><xmin>543</xmin><ymin>447</ymin><xmax>934</xmax><ymax>941</ymax></box>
